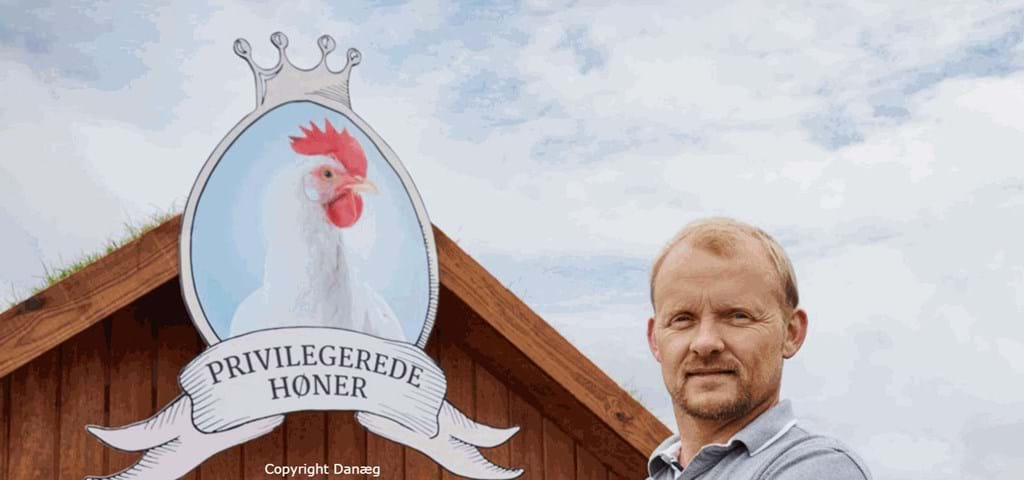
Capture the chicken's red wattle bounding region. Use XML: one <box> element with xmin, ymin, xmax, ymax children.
<box><xmin>325</xmin><ymin>192</ymin><xmax>363</xmax><ymax>228</ymax></box>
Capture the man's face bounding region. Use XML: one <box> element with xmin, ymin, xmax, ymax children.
<box><xmin>648</xmin><ymin>238</ymin><xmax>804</xmax><ymax>422</ymax></box>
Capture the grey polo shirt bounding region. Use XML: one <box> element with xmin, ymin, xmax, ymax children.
<box><xmin>647</xmin><ymin>400</ymin><xmax>871</xmax><ymax>480</ymax></box>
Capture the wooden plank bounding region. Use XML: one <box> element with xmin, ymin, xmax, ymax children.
<box><xmin>607</xmin><ymin>470</ymin><xmax>627</xmax><ymax>480</ymax></box>
<box><xmin>59</xmin><ymin>322</ymin><xmax>107</xmax><ymax>479</ymax></box>
<box><xmin>434</xmin><ymin>227</ymin><xmax>669</xmax><ymax>457</ymax></box>
<box><xmin>474</xmin><ymin>364</ymin><xmax>510</xmax><ymax>466</ymax></box>
<box><xmin>242</xmin><ymin>414</ymin><xmax>284</xmax><ymax>479</ymax></box>
<box><xmin>405</xmin><ymin>448</ymin><xmax>440</xmax><ymax>480</ymax></box>
<box><xmin>153</xmin><ymin>282</ymin><xmax>201</xmax><ymax>479</ymax></box>
<box><xmin>544</xmin><ymin>419</ymin><xmax>576</xmax><ymax>480</ymax></box>
<box><xmin>327</xmin><ymin>411</ymin><xmax>368</xmax><ymax>479</ymax></box>
<box><xmin>509</xmin><ymin>392</ymin><xmax>543</xmax><ymax>480</ymax></box>
<box><xmin>0</xmin><ymin>376</ymin><xmax>6</xmax><ymax>480</ymax></box>
<box><xmin>438</xmin><ymin>326</ymin><xmax>474</xmax><ymax>480</ymax></box>
<box><xmin>437</xmin><ymin>326</ymin><xmax>474</xmax><ymax>422</ymax></box>
<box><xmin>153</xmin><ymin>282</ymin><xmax>200</xmax><ymax>405</ymax></box>
<box><xmin>405</xmin><ymin>340</ymin><xmax>440</xmax><ymax>480</ymax></box>
<box><xmin>366</xmin><ymin>427</ymin><xmax>403</xmax><ymax>479</ymax></box>
<box><xmin>440</xmin><ymin>286</ymin><xmax>649</xmax><ymax>478</ymax></box>
<box><xmin>285</xmin><ymin>411</ymin><xmax>327</xmax><ymax>478</ymax></box>
<box><xmin>9</xmin><ymin>349</ymin><xmax>60</xmax><ymax>479</ymax></box>
<box><xmin>107</xmin><ymin>304</ymin><xmax>155</xmax><ymax>474</ymax></box>
<box><xmin>202</xmin><ymin>447</ymin><xmax>243</xmax><ymax>480</ymax></box>
<box><xmin>576</xmin><ymin>445</ymin><xmax>607</xmax><ymax>480</ymax></box>
<box><xmin>0</xmin><ymin>216</ymin><xmax>180</xmax><ymax>379</ymax></box>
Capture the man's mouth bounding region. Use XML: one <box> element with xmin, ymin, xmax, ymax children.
<box><xmin>685</xmin><ymin>369</ymin><xmax>736</xmax><ymax>377</ymax></box>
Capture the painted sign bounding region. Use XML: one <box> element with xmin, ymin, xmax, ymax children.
<box><xmin>85</xmin><ymin>32</ymin><xmax>522</xmax><ymax>480</ymax></box>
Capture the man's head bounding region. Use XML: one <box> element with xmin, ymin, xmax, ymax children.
<box><xmin>647</xmin><ymin>217</ymin><xmax>807</xmax><ymax>423</ymax></box>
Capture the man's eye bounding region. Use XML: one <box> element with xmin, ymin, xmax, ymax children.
<box><xmin>670</xmin><ymin>315</ymin><xmax>694</xmax><ymax>325</ymax></box>
<box><xmin>730</xmin><ymin>311</ymin><xmax>752</xmax><ymax>320</ymax></box>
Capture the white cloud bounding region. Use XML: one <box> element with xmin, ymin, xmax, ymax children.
<box><xmin>861</xmin><ymin>432</ymin><xmax>958</xmax><ymax>476</ymax></box>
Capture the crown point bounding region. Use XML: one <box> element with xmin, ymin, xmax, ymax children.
<box><xmin>318</xmin><ymin>35</ymin><xmax>336</xmax><ymax>55</ymax></box>
<box><xmin>346</xmin><ymin>48</ymin><xmax>362</xmax><ymax>67</ymax></box>
<box><xmin>233</xmin><ymin>38</ymin><xmax>252</xmax><ymax>58</ymax></box>
<box><xmin>271</xmin><ymin>31</ymin><xmax>289</xmax><ymax>50</ymax></box>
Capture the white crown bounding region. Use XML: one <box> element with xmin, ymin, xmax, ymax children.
<box><xmin>234</xmin><ymin>32</ymin><xmax>361</xmax><ymax>110</ymax></box>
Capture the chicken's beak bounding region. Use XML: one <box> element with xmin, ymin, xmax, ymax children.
<box><xmin>349</xmin><ymin>178</ymin><xmax>378</xmax><ymax>194</ymax></box>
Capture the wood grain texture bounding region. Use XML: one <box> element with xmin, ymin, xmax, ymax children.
<box><xmin>576</xmin><ymin>445</ymin><xmax>607</xmax><ymax>480</ymax></box>
<box><xmin>475</xmin><ymin>364</ymin><xmax>510</xmax><ymax>466</ymax></box>
<box><xmin>202</xmin><ymin>447</ymin><xmax>243</xmax><ymax>480</ymax></box>
<box><xmin>0</xmin><ymin>376</ymin><xmax>6</xmax><ymax>480</ymax></box>
<box><xmin>327</xmin><ymin>411</ymin><xmax>368</xmax><ymax>479</ymax></box>
<box><xmin>366</xmin><ymin>429</ymin><xmax>404</xmax><ymax>479</ymax></box>
<box><xmin>153</xmin><ymin>282</ymin><xmax>200</xmax><ymax>406</ymax></box>
<box><xmin>544</xmin><ymin>419</ymin><xmax>576</xmax><ymax>480</ymax></box>
<box><xmin>243</xmin><ymin>416</ymin><xmax>285</xmax><ymax>479</ymax></box>
<box><xmin>439</xmin><ymin>286</ymin><xmax>649</xmax><ymax>478</ymax></box>
<box><xmin>8</xmin><ymin>349</ymin><xmax>60</xmax><ymax>480</ymax></box>
<box><xmin>0</xmin><ymin>216</ymin><xmax>180</xmax><ymax>379</ymax></box>
<box><xmin>404</xmin><ymin>340</ymin><xmax>440</xmax><ymax>480</ymax></box>
<box><xmin>107</xmin><ymin>304</ymin><xmax>155</xmax><ymax>474</ymax></box>
<box><xmin>286</xmin><ymin>411</ymin><xmax>327</xmax><ymax>478</ymax></box>
<box><xmin>509</xmin><ymin>392</ymin><xmax>544</xmax><ymax>480</ymax></box>
<box><xmin>58</xmin><ymin>322</ymin><xmax>107</xmax><ymax>479</ymax></box>
<box><xmin>438</xmin><ymin>326</ymin><xmax>475</xmax><ymax>480</ymax></box>
<box><xmin>153</xmin><ymin>282</ymin><xmax>201</xmax><ymax>479</ymax></box>
<box><xmin>434</xmin><ymin>226</ymin><xmax>669</xmax><ymax>463</ymax></box>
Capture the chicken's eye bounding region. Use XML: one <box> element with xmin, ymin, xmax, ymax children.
<box><xmin>323</xmin><ymin>169</ymin><xmax>333</xmax><ymax>179</ymax></box>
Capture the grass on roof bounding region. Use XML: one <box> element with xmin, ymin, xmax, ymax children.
<box><xmin>4</xmin><ymin>209</ymin><xmax>179</xmax><ymax>312</ymax></box>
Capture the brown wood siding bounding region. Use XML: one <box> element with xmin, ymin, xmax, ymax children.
<box><xmin>0</xmin><ymin>280</ymin><xmax>649</xmax><ymax>479</ymax></box>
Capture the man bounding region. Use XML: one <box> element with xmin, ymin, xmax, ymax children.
<box><xmin>646</xmin><ymin>217</ymin><xmax>871</xmax><ymax>480</ymax></box>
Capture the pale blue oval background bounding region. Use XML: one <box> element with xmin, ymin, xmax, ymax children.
<box><xmin>190</xmin><ymin>101</ymin><xmax>431</xmax><ymax>342</ymax></box>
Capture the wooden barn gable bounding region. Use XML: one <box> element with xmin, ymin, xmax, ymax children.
<box><xmin>0</xmin><ymin>216</ymin><xmax>669</xmax><ymax>479</ymax></box>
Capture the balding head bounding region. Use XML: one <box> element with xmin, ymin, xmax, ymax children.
<box><xmin>650</xmin><ymin>217</ymin><xmax>799</xmax><ymax>310</ymax></box>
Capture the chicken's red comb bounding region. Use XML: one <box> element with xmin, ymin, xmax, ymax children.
<box><xmin>289</xmin><ymin>119</ymin><xmax>367</xmax><ymax>177</ymax></box>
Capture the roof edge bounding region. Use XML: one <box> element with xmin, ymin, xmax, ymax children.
<box><xmin>0</xmin><ymin>215</ymin><xmax>181</xmax><ymax>379</ymax></box>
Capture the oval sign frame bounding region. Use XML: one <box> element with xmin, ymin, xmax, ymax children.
<box><xmin>179</xmin><ymin>42</ymin><xmax>438</xmax><ymax>350</ymax></box>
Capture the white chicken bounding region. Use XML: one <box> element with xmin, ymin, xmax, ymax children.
<box><xmin>229</xmin><ymin>119</ymin><xmax>405</xmax><ymax>342</ymax></box>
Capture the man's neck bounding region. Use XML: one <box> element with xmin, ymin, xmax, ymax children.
<box><xmin>673</xmin><ymin>395</ymin><xmax>779</xmax><ymax>468</ymax></box>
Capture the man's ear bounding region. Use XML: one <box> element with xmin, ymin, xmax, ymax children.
<box><xmin>782</xmin><ymin>308</ymin><xmax>808</xmax><ymax>359</ymax></box>
<box><xmin>648</xmin><ymin>317</ymin><xmax>662</xmax><ymax>362</ymax></box>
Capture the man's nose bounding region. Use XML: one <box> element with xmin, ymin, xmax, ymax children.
<box><xmin>690</xmin><ymin>317</ymin><xmax>725</xmax><ymax>356</ymax></box>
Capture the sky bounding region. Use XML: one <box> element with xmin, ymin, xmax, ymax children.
<box><xmin>2</xmin><ymin>1</ymin><xmax>1023</xmax><ymax>478</ymax></box>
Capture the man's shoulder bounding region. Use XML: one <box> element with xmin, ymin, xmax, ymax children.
<box><xmin>758</xmin><ymin>425</ymin><xmax>872</xmax><ymax>480</ymax></box>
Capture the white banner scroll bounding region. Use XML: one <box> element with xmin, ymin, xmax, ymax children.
<box><xmin>85</xmin><ymin>327</ymin><xmax>523</xmax><ymax>480</ymax></box>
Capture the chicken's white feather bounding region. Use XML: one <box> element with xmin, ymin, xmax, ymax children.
<box><xmin>229</xmin><ymin>157</ymin><xmax>404</xmax><ymax>341</ymax></box>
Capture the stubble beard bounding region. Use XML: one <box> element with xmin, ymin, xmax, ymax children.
<box><xmin>671</xmin><ymin>361</ymin><xmax>782</xmax><ymax>422</ymax></box>
<box><xmin>673</xmin><ymin>381</ymin><xmax>754</xmax><ymax>422</ymax></box>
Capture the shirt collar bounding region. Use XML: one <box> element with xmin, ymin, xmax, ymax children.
<box><xmin>647</xmin><ymin>400</ymin><xmax>798</xmax><ymax>477</ymax></box>
<box><xmin>733</xmin><ymin>399</ymin><xmax>797</xmax><ymax>456</ymax></box>
<box><xmin>647</xmin><ymin>434</ymin><xmax>683</xmax><ymax>479</ymax></box>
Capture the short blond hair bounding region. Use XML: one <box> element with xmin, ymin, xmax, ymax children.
<box><xmin>649</xmin><ymin>217</ymin><xmax>799</xmax><ymax>310</ymax></box>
